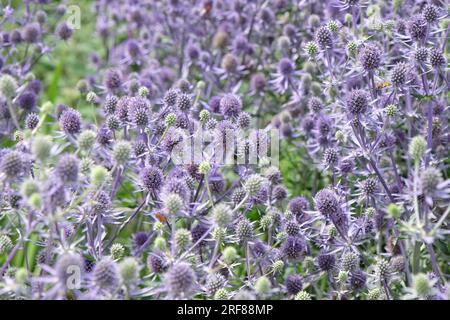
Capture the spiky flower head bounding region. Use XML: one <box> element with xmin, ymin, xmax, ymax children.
<box><xmin>113</xmin><ymin>140</ymin><xmax>131</xmax><ymax>164</ymax></box>
<box><xmin>163</xmin><ymin>193</ymin><xmax>184</xmax><ymax>215</ymax></box>
<box><xmin>390</xmin><ymin>62</ymin><xmax>409</xmax><ymax>87</ymax></box>
<box><xmin>90</xmin><ymin>165</ymin><xmax>109</xmax><ymax>186</ymax></box>
<box><xmin>59</xmin><ymin>108</ymin><xmax>81</xmax><ymax>135</ymax></box>
<box><xmin>346</xmin><ymin>41</ymin><xmax>358</xmax><ymax>57</ymax></box>
<box><xmin>314</xmin><ymin>188</ymin><xmax>339</xmax><ymax>216</ymax></box>
<box><xmin>163</xmin><ymin>89</ymin><xmax>178</xmax><ymax>107</ymax></box>
<box><xmin>255</xmin><ymin>276</ymin><xmax>271</xmax><ymax>296</ymax></box>
<box><xmin>285</xmin><ymin>274</ymin><xmax>303</xmax><ymax>295</ymax></box>
<box><xmin>220</xmin><ymin>93</ymin><xmax>242</xmax><ymax>119</ymax></box>
<box><xmin>1</xmin><ymin>150</ymin><xmax>25</xmax><ymax>178</ymax></box>
<box><xmin>25</xmin><ymin>113</ymin><xmax>39</xmax><ymax>130</ymax></box>
<box><xmin>147</xmin><ymin>254</ymin><xmax>166</xmax><ymax>274</ymax></box>
<box><xmin>409</xmin><ymin>135</ymin><xmax>427</xmax><ymax>163</ymax></box>
<box><xmin>420</xmin><ymin>167</ymin><xmax>443</xmax><ymax>194</ymax></box>
<box><xmin>0</xmin><ymin>74</ymin><xmax>18</xmax><ymax>98</ymax></box>
<box><xmin>341</xmin><ymin>252</ymin><xmax>359</xmax><ymax>271</ymax></box>
<box><xmin>93</xmin><ymin>257</ymin><xmax>121</xmax><ymax>292</ymax></box>
<box><xmin>317</xmin><ymin>251</ymin><xmax>336</xmax><ymax>271</ymax></box>
<box><xmin>375</xmin><ymin>258</ymin><xmax>391</xmax><ymax>282</ymax></box>
<box><xmin>384</xmin><ymin>104</ymin><xmax>398</xmax><ymax>117</ymax></box>
<box><xmin>308</xmin><ymin>97</ymin><xmax>324</xmax><ymax>113</ymax></box>
<box><xmin>407</xmin><ymin>15</ymin><xmax>427</xmax><ymax>41</ymax></box>
<box><xmin>214</xmin><ymin>288</ymin><xmax>228</xmax><ymax>300</ymax></box>
<box><xmin>429</xmin><ymin>49</ymin><xmax>446</xmax><ymax>68</ymax></box>
<box><xmin>359</xmin><ymin>43</ymin><xmax>382</xmax><ymax>71</ymax></box>
<box><xmin>206</xmin><ymin>273</ymin><xmax>226</xmax><ymax>296</ymax></box>
<box><xmin>323</xmin><ymin>147</ymin><xmax>338</xmax><ymax>166</ymax></box>
<box><xmin>55</xmin><ymin>154</ymin><xmax>79</xmax><ymax>183</ymax></box>
<box><xmin>32</xmin><ymin>135</ymin><xmax>52</xmax><ymax>161</ymax></box>
<box><xmin>212</xmin><ymin>203</ymin><xmax>232</xmax><ymax>228</ymax></box>
<box><xmin>176</xmin><ymin>92</ymin><xmax>192</xmax><ymax>112</ymax></box>
<box><xmin>165</xmin><ymin>112</ymin><xmax>177</xmax><ymax>127</ymax></box>
<box><xmin>315</xmin><ymin>26</ymin><xmax>333</xmax><ymax>49</ymax></box>
<box><xmin>347</xmin><ymin>89</ymin><xmax>369</xmax><ymax>115</ymax></box>
<box><xmin>221</xmin><ymin>53</ymin><xmax>238</xmax><ymax>73</ymax></box>
<box><xmin>140</xmin><ymin>166</ymin><xmax>163</xmax><ymax>192</ymax></box>
<box><xmin>295</xmin><ymin>291</ymin><xmax>311</xmax><ymax>300</ymax></box>
<box><xmin>110</xmin><ymin>243</ymin><xmax>125</xmax><ymax>261</ymax></box>
<box><xmin>86</xmin><ymin>91</ymin><xmax>98</xmax><ymax>104</ymax></box>
<box><xmin>304</xmin><ymin>41</ymin><xmax>318</xmax><ymax>57</ymax></box>
<box><xmin>281</xmin><ymin>236</ymin><xmax>306</xmax><ymax>260</ymax></box>
<box><xmin>235</xmin><ymin>219</ymin><xmax>254</xmax><ymax>242</ymax></box>
<box><xmin>78</xmin><ymin>130</ymin><xmax>96</xmax><ymax>151</ymax></box>
<box><xmin>414</xmin><ymin>47</ymin><xmax>428</xmax><ymax>63</ymax></box>
<box><xmin>120</xmin><ymin>257</ymin><xmax>139</xmax><ymax>286</ymax></box>
<box><xmin>174</xmin><ymin>228</ymin><xmax>191</xmax><ymax>252</ymax></box>
<box><xmin>349</xmin><ymin>269</ymin><xmax>366</xmax><ymax>291</ymax></box>
<box><xmin>413</xmin><ymin>273</ymin><xmax>432</xmax><ymax>298</ymax></box>
<box><xmin>223</xmin><ymin>246</ymin><xmax>238</xmax><ymax>265</ymax></box>
<box><xmin>0</xmin><ymin>235</ymin><xmax>12</xmax><ymax>254</ymax></box>
<box><xmin>243</xmin><ymin>174</ymin><xmax>265</xmax><ymax>196</ymax></box>
<box><xmin>55</xmin><ymin>253</ymin><xmax>84</xmax><ymax>287</ymax></box>
<box><xmin>362</xmin><ymin>177</ymin><xmax>378</xmax><ymax>196</ymax></box>
<box><xmin>165</xmin><ymin>262</ymin><xmax>196</xmax><ymax>299</ymax></box>
<box><xmin>422</xmin><ymin>4</ymin><xmax>439</xmax><ymax>23</ymax></box>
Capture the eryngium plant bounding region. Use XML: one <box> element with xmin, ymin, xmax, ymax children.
<box><xmin>0</xmin><ymin>0</ymin><xmax>448</xmax><ymax>300</ymax></box>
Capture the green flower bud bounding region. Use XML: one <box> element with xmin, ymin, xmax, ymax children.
<box><xmin>0</xmin><ymin>235</ymin><xmax>13</xmax><ymax>254</ymax></box>
<box><xmin>78</xmin><ymin>130</ymin><xmax>96</xmax><ymax>151</ymax></box>
<box><xmin>165</xmin><ymin>113</ymin><xmax>177</xmax><ymax>127</ymax></box>
<box><xmin>15</xmin><ymin>268</ymin><xmax>27</xmax><ymax>284</ymax></box>
<box><xmin>272</xmin><ymin>260</ymin><xmax>284</xmax><ymax>274</ymax></box>
<box><xmin>20</xmin><ymin>179</ymin><xmax>39</xmax><ymax>199</ymax></box>
<box><xmin>223</xmin><ymin>246</ymin><xmax>238</xmax><ymax>265</ymax></box>
<box><xmin>387</xmin><ymin>203</ymin><xmax>401</xmax><ymax>219</ymax></box>
<box><xmin>138</xmin><ymin>86</ymin><xmax>149</xmax><ymax>97</ymax></box>
<box><xmin>327</xmin><ymin>20</ymin><xmax>339</xmax><ymax>33</ymax></box>
<box><xmin>14</xmin><ymin>130</ymin><xmax>23</xmax><ymax>142</ymax></box>
<box><xmin>304</xmin><ymin>41</ymin><xmax>318</xmax><ymax>57</ymax></box>
<box><xmin>243</xmin><ymin>174</ymin><xmax>265</xmax><ymax>196</ymax></box>
<box><xmin>41</xmin><ymin>101</ymin><xmax>54</xmax><ymax>114</ymax></box>
<box><xmin>120</xmin><ymin>257</ymin><xmax>139</xmax><ymax>286</ymax></box>
<box><xmin>163</xmin><ymin>193</ymin><xmax>184</xmax><ymax>215</ymax></box>
<box><xmin>0</xmin><ymin>74</ymin><xmax>18</xmax><ymax>98</ymax></box>
<box><xmin>255</xmin><ymin>276</ymin><xmax>271</xmax><ymax>296</ymax></box>
<box><xmin>413</xmin><ymin>273</ymin><xmax>432</xmax><ymax>298</ymax></box>
<box><xmin>212</xmin><ymin>203</ymin><xmax>232</xmax><ymax>228</ymax></box>
<box><xmin>295</xmin><ymin>291</ymin><xmax>312</xmax><ymax>300</ymax></box>
<box><xmin>90</xmin><ymin>165</ymin><xmax>108</xmax><ymax>186</ymax></box>
<box><xmin>338</xmin><ymin>270</ymin><xmax>348</xmax><ymax>283</ymax></box>
<box><xmin>198</xmin><ymin>161</ymin><xmax>211</xmax><ymax>175</ymax></box>
<box><xmin>212</xmin><ymin>227</ymin><xmax>226</xmax><ymax>242</ymax></box>
<box><xmin>86</xmin><ymin>91</ymin><xmax>98</xmax><ymax>104</ymax></box>
<box><xmin>384</xmin><ymin>104</ymin><xmax>398</xmax><ymax>117</ymax></box>
<box><xmin>32</xmin><ymin>135</ymin><xmax>52</xmax><ymax>161</ymax></box>
<box><xmin>214</xmin><ymin>288</ymin><xmax>228</xmax><ymax>300</ymax></box>
<box><xmin>347</xmin><ymin>41</ymin><xmax>358</xmax><ymax>57</ymax></box>
<box><xmin>110</xmin><ymin>243</ymin><xmax>125</xmax><ymax>261</ymax></box>
<box><xmin>174</xmin><ymin>228</ymin><xmax>191</xmax><ymax>252</ymax></box>
<box><xmin>199</xmin><ymin>110</ymin><xmax>210</xmax><ymax>123</ymax></box>
<box><xmin>260</xmin><ymin>215</ymin><xmax>273</xmax><ymax>230</ymax></box>
<box><xmin>153</xmin><ymin>236</ymin><xmax>167</xmax><ymax>251</ymax></box>
<box><xmin>196</xmin><ymin>81</ymin><xmax>206</xmax><ymax>89</ymax></box>
<box><xmin>153</xmin><ymin>221</ymin><xmax>163</xmax><ymax>232</ymax></box>
<box><xmin>113</xmin><ymin>140</ymin><xmax>131</xmax><ymax>164</ymax></box>
<box><xmin>335</xmin><ymin>130</ymin><xmax>345</xmax><ymax>142</ymax></box>
<box><xmin>28</xmin><ymin>193</ymin><xmax>42</xmax><ymax>209</ymax></box>
<box><xmin>76</xmin><ymin>79</ymin><xmax>89</xmax><ymax>94</ymax></box>
<box><xmin>409</xmin><ymin>135</ymin><xmax>427</xmax><ymax>163</ymax></box>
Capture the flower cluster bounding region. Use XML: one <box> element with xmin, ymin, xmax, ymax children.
<box><xmin>0</xmin><ymin>0</ymin><xmax>448</xmax><ymax>300</ymax></box>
